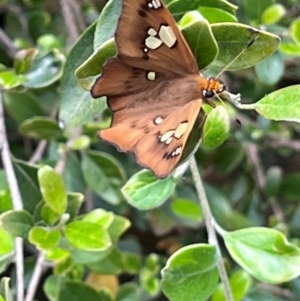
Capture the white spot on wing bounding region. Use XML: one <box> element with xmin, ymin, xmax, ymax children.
<box><xmin>154</xmin><ymin>116</ymin><xmax>163</xmax><ymax>124</ymax></box>
<box><xmin>155</xmin><ymin>0</ymin><xmax>162</xmax><ymax>7</ymax></box>
<box><xmin>174</xmin><ymin>122</ymin><xmax>188</xmax><ymax>139</ymax></box>
<box><xmin>165</xmin><ymin>137</ymin><xmax>173</xmax><ymax>145</ymax></box>
<box><xmin>147</xmin><ymin>71</ymin><xmax>156</xmax><ymax>81</ymax></box>
<box><xmin>148</xmin><ymin>2</ymin><xmax>153</xmax><ymax>8</ymax></box>
<box><xmin>160</xmin><ymin>130</ymin><xmax>175</xmax><ymax>142</ymax></box>
<box><xmin>159</xmin><ymin>26</ymin><xmax>176</xmax><ymax>48</ymax></box>
<box><xmin>148</xmin><ymin>28</ymin><xmax>157</xmax><ymax>36</ymax></box>
<box><xmin>145</xmin><ymin>36</ymin><xmax>162</xmax><ymax>49</ymax></box>
<box><xmin>152</xmin><ymin>0</ymin><xmax>158</xmax><ymax>8</ymax></box>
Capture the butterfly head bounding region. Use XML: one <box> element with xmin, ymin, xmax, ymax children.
<box><xmin>203</xmin><ymin>77</ymin><xmax>226</xmax><ymax>98</ymax></box>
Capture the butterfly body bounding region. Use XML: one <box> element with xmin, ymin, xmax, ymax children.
<box><xmin>91</xmin><ymin>0</ymin><xmax>225</xmax><ymax>178</ymax></box>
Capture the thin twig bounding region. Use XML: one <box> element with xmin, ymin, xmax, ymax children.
<box><xmin>245</xmin><ymin>143</ymin><xmax>265</xmax><ymax>189</ymax></box>
<box><xmin>29</xmin><ymin>140</ymin><xmax>48</xmax><ymax>164</ymax></box>
<box><xmin>0</xmin><ymin>92</ymin><xmax>24</xmax><ymax>301</ymax></box>
<box><xmin>189</xmin><ymin>156</ymin><xmax>234</xmax><ymax>301</ymax></box>
<box><xmin>60</xmin><ymin>0</ymin><xmax>80</xmax><ymax>46</ymax></box>
<box><xmin>67</xmin><ymin>0</ymin><xmax>86</xmax><ymax>31</ymax></box>
<box><xmin>0</xmin><ymin>28</ymin><xmax>18</xmax><ymax>58</ymax></box>
<box><xmin>24</xmin><ymin>253</ymin><xmax>45</xmax><ymax>301</ymax></box>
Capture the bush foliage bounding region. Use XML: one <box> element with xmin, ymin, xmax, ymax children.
<box><xmin>0</xmin><ymin>0</ymin><xmax>300</xmax><ymax>300</ymax></box>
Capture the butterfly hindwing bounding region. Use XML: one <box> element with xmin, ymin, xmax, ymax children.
<box><xmin>116</xmin><ymin>0</ymin><xmax>198</xmax><ymax>75</ymax></box>
<box><xmin>134</xmin><ymin>99</ymin><xmax>203</xmax><ymax>178</ymax></box>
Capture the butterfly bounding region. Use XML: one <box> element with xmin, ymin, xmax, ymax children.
<box><xmin>91</xmin><ymin>0</ymin><xmax>225</xmax><ymax>179</ymax></box>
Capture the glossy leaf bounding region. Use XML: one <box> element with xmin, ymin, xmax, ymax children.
<box><xmin>20</xmin><ymin>117</ymin><xmax>63</xmax><ymax>140</ymax></box>
<box><xmin>255</xmin><ymin>52</ymin><xmax>284</xmax><ymax>85</ymax></box>
<box><xmin>58</xmin><ymin>280</ymin><xmax>105</xmax><ymax>301</ymax></box>
<box><xmin>171</xmin><ymin>198</ymin><xmax>202</xmax><ymax>222</ymax></box>
<box><xmin>13</xmin><ymin>159</ymin><xmax>42</xmax><ymax>213</ymax></box>
<box><xmin>29</xmin><ymin>226</ymin><xmax>61</xmax><ymax>250</ymax></box>
<box><xmin>0</xmin><ymin>228</ymin><xmax>14</xmax><ymax>255</ymax></box>
<box><xmin>1</xmin><ymin>210</ymin><xmax>33</xmax><ymax>238</ymax></box>
<box><xmin>203</xmin><ymin>106</ymin><xmax>230</xmax><ymax>148</ymax></box>
<box><xmin>211</xmin><ymin>23</ymin><xmax>280</xmax><ymax>70</ymax></box>
<box><xmin>224</xmin><ymin>227</ymin><xmax>300</xmax><ymax>283</ymax></box>
<box><xmin>122</xmin><ymin>170</ymin><xmax>176</xmax><ymax>210</ymax></box>
<box><xmin>38</xmin><ymin>166</ymin><xmax>67</xmax><ymax>215</ymax></box>
<box><xmin>212</xmin><ymin>270</ymin><xmax>252</xmax><ymax>301</ymax></box>
<box><xmin>0</xmin><ymin>71</ymin><xmax>27</xmax><ymax>89</ymax></box>
<box><xmin>24</xmin><ymin>50</ymin><xmax>65</xmax><ymax>88</ymax></box>
<box><xmin>81</xmin><ymin>150</ymin><xmax>125</xmax><ymax>205</ymax></box>
<box><xmin>242</xmin><ymin>85</ymin><xmax>300</xmax><ymax>122</ymax></box>
<box><xmin>291</xmin><ymin>18</ymin><xmax>300</xmax><ymax>44</ymax></box>
<box><xmin>161</xmin><ymin>244</ymin><xmax>219</xmax><ymax>301</ymax></box>
<box><xmin>261</xmin><ymin>4</ymin><xmax>286</xmax><ymax>25</ymax></box>
<box><xmin>59</xmin><ymin>23</ymin><xmax>107</xmax><ymax>128</ymax></box>
<box><xmin>3</xmin><ymin>90</ymin><xmax>46</xmax><ymax>123</ymax></box>
<box><xmin>65</xmin><ymin>220</ymin><xmax>111</xmax><ymax>251</ymax></box>
<box><xmin>14</xmin><ymin>48</ymin><xmax>38</xmax><ymax>74</ymax></box>
<box><xmin>181</xmin><ymin>16</ymin><xmax>218</xmax><ymax>70</ymax></box>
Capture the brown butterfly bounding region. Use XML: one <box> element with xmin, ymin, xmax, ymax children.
<box><xmin>91</xmin><ymin>0</ymin><xmax>225</xmax><ymax>179</ymax></box>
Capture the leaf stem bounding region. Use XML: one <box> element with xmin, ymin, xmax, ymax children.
<box><xmin>189</xmin><ymin>156</ymin><xmax>233</xmax><ymax>301</ymax></box>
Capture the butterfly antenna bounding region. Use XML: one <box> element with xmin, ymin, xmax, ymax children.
<box><xmin>215</xmin><ymin>37</ymin><xmax>258</xmax><ymax>79</ymax></box>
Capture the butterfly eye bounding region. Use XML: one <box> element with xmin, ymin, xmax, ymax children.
<box><xmin>203</xmin><ymin>90</ymin><xmax>215</xmax><ymax>98</ymax></box>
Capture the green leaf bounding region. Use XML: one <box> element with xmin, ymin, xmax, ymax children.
<box><xmin>65</xmin><ymin>220</ymin><xmax>111</xmax><ymax>251</ymax></box>
<box><xmin>245</xmin><ymin>85</ymin><xmax>300</xmax><ymax>122</ymax></box>
<box><xmin>255</xmin><ymin>52</ymin><xmax>284</xmax><ymax>85</ymax></box>
<box><xmin>41</xmin><ymin>204</ymin><xmax>60</xmax><ymax>225</ymax></box>
<box><xmin>265</xmin><ymin>166</ymin><xmax>283</xmax><ymax>198</ymax></box>
<box><xmin>14</xmin><ymin>48</ymin><xmax>38</xmax><ymax>74</ymax></box>
<box><xmin>243</xmin><ymin>0</ymin><xmax>274</xmax><ymax>21</ymax></box>
<box><xmin>83</xmin><ymin>209</ymin><xmax>114</xmax><ymax>229</ymax></box>
<box><xmin>261</xmin><ymin>4</ymin><xmax>286</xmax><ymax>25</ymax></box>
<box><xmin>107</xmin><ymin>215</ymin><xmax>131</xmax><ymax>243</ymax></box>
<box><xmin>0</xmin><ymin>228</ymin><xmax>14</xmax><ymax>255</ymax></box>
<box><xmin>46</xmin><ymin>248</ymin><xmax>70</xmax><ymax>263</ymax></box>
<box><xmin>59</xmin><ymin>23</ymin><xmax>106</xmax><ymax>128</ymax></box>
<box><xmin>224</xmin><ymin>227</ymin><xmax>300</xmax><ymax>283</ymax></box>
<box><xmin>24</xmin><ymin>50</ymin><xmax>64</xmax><ymax>88</ymax></box>
<box><xmin>44</xmin><ymin>275</ymin><xmax>63</xmax><ymax>301</ymax></box>
<box><xmin>38</xmin><ymin>165</ymin><xmax>67</xmax><ymax>215</ymax></box>
<box><xmin>1</xmin><ymin>210</ymin><xmax>33</xmax><ymax>238</ymax></box>
<box><xmin>211</xmin><ymin>23</ymin><xmax>280</xmax><ymax>70</ymax></box>
<box><xmin>3</xmin><ymin>90</ymin><xmax>46</xmax><ymax>123</ymax></box>
<box><xmin>171</xmin><ymin>198</ymin><xmax>202</xmax><ymax>222</ymax></box>
<box><xmin>212</xmin><ymin>270</ymin><xmax>252</xmax><ymax>301</ymax></box>
<box><xmin>0</xmin><ymin>71</ymin><xmax>27</xmax><ymax>89</ymax></box>
<box><xmin>280</xmin><ymin>173</ymin><xmax>300</xmax><ymax>200</ymax></box>
<box><xmin>181</xmin><ymin>16</ymin><xmax>218</xmax><ymax>69</ymax></box>
<box><xmin>58</xmin><ymin>280</ymin><xmax>104</xmax><ymax>301</ymax></box>
<box><xmin>76</xmin><ymin>39</ymin><xmax>116</xmax><ymax>91</ymax></box>
<box><xmin>291</xmin><ymin>18</ymin><xmax>300</xmax><ymax>45</ymax></box>
<box><xmin>122</xmin><ymin>170</ymin><xmax>176</xmax><ymax>210</ymax></box>
<box><xmin>66</xmin><ymin>193</ymin><xmax>84</xmax><ymax>222</ymax></box>
<box><xmin>161</xmin><ymin>244</ymin><xmax>219</xmax><ymax>301</ymax></box>
<box><xmin>116</xmin><ymin>283</ymin><xmax>140</xmax><ymax>301</ymax></box>
<box><xmin>279</xmin><ymin>42</ymin><xmax>300</xmax><ymax>55</ymax></box>
<box><xmin>94</xmin><ymin>0</ymin><xmax>122</xmax><ymax>49</ymax></box>
<box><xmin>81</xmin><ymin>150</ymin><xmax>125</xmax><ymax>205</ymax></box>
<box><xmin>29</xmin><ymin>226</ymin><xmax>61</xmax><ymax>250</ymax></box>
<box><xmin>203</xmin><ymin>106</ymin><xmax>230</xmax><ymax>148</ymax></box>
<box><xmin>168</xmin><ymin>0</ymin><xmax>237</xmax><ymax>18</ymax></box>
<box><xmin>198</xmin><ymin>7</ymin><xmax>237</xmax><ymax>23</ymax></box>
<box><xmin>20</xmin><ymin>117</ymin><xmax>63</xmax><ymax>140</ymax></box>
<box><xmin>140</xmin><ymin>254</ymin><xmax>160</xmax><ymax>296</ymax></box>
<box><xmin>13</xmin><ymin>159</ymin><xmax>42</xmax><ymax>213</ymax></box>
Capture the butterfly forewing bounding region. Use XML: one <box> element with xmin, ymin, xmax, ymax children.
<box><xmin>116</xmin><ymin>0</ymin><xmax>199</xmax><ymax>75</ymax></box>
